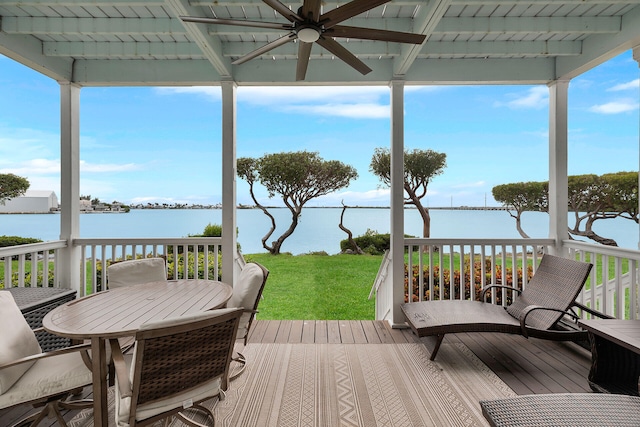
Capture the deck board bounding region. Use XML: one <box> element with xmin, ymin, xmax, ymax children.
<box><xmin>1</xmin><ymin>320</ymin><xmax>593</xmax><ymax>427</ymax></box>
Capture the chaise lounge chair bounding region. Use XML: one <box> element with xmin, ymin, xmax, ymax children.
<box><xmin>480</xmin><ymin>392</ymin><xmax>640</xmax><ymax>427</ymax></box>
<box><xmin>401</xmin><ymin>254</ymin><xmax>602</xmax><ymax>360</ymax></box>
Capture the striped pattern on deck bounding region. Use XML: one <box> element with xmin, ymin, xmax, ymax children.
<box><xmin>0</xmin><ymin>320</ymin><xmax>593</xmax><ymax>427</ymax></box>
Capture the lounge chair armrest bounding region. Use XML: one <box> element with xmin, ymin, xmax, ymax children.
<box><xmin>0</xmin><ymin>342</ymin><xmax>92</xmax><ymax>370</ymax></box>
<box><xmin>109</xmin><ymin>338</ymin><xmax>132</xmax><ymax>398</ymax></box>
<box><xmin>481</xmin><ymin>284</ymin><xmax>522</xmax><ymax>297</ymax></box>
<box><xmin>570</xmin><ymin>301</ymin><xmax>614</xmax><ymax>319</ymax></box>
<box><xmin>518</xmin><ymin>305</ymin><xmax>580</xmax><ymax>338</ymax></box>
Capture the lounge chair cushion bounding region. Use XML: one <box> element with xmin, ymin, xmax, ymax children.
<box><xmin>0</xmin><ymin>292</ymin><xmax>42</xmax><ymax>394</ymax></box>
<box><xmin>108</xmin><ymin>258</ymin><xmax>167</xmax><ymax>289</ymax></box>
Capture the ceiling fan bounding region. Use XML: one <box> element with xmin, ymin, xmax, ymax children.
<box><xmin>180</xmin><ymin>0</ymin><xmax>426</xmax><ymax>81</ymax></box>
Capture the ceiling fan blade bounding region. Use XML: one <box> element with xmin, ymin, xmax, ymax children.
<box><xmin>316</xmin><ymin>37</ymin><xmax>372</xmax><ymax>75</ymax></box>
<box><xmin>232</xmin><ymin>33</ymin><xmax>296</xmax><ymax>65</ymax></box>
<box><xmin>296</xmin><ymin>41</ymin><xmax>313</xmax><ymax>81</ymax></box>
<box><xmin>328</xmin><ymin>25</ymin><xmax>426</xmax><ymax>44</ymax></box>
<box><xmin>263</xmin><ymin>0</ymin><xmax>303</xmax><ymax>23</ymax></box>
<box><xmin>301</xmin><ymin>0</ymin><xmax>322</xmax><ymax>22</ymax></box>
<box><xmin>320</xmin><ymin>0</ymin><xmax>390</xmax><ymax>28</ymax></box>
<box><xmin>181</xmin><ymin>16</ymin><xmax>293</xmax><ymax>30</ymax></box>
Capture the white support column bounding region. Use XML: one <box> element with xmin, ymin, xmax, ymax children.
<box><xmin>390</xmin><ymin>80</ymin><xmax>405</xmax><ymax>327</ymax></box>
<box><xmin>221</xmin><ymin>81</ymin><xmax>238</xmax><ymax>286</ymax></box>
<box><xmin>548</xmin><ymin>80</ymin><xmax>570</xmax><ymax>256</ymax></box>
<box><xmin>634</xmin><ymin>47</ymin><xmax>640</xmax><ymax>249</ymax></box>
<box><xmin>59</xmin><ymin>83</ymin><xmax>81</xmax><ymax>292</ymax></box>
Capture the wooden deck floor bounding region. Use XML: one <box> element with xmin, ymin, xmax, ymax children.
<box><xmin>0</xmin><ymin>320</ymin><xmax>593</xmax><ymax>426</ymax></box>
<box><xmin>246</xmin><ymin>320</ymin><xmax>593</xmax><ymax>395</ymax></box>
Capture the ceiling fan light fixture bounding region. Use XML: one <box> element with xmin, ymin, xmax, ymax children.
<box><xmin>297</xmin><ymin>26</ymin><xmax>320</xmax><ymax>43</ymax></box>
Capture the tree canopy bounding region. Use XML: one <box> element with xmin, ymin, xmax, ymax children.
<box><xmin>237</xmin><ymin>151</ymin><xmax>358</xmax><ymax>254</ymax></box>
<box><xmin>492</xmin><ymin>181</ymin><xmax>548</xmax><ymax>238</ymax></box>
<box><xmin>370</xmin><ymin>148</ymin><xmax>446</xmax><ymax>238</ymax></box>
<box><xmin>0</xmin><ymin>174</ymin><xmax>30</xmax><ymax>205</ymax></box>
<box><xmin>492</xmin><ymin>172</ymin><xmax>638</xmax><ymax>246</ymax></box>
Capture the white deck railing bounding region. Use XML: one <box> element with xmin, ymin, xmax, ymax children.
<box><xmin>0</xmin><ymin>240</ymin><xmax>67</xmax><ymax>288</ymax></box>
<box><xmin>372</xmin><ymin>238</ymin><xmax>640</xmax><ymax>321</ymax></box>
<box><xmin>565</xmin><ymin>240</ymin><xmax>640</xmax><ymax>320</ymax></box>
<box><xmin>5</xmin><ymin>237</ymin><xmax>640</xmax><ymax>322</ymax></box>
<box><xmin>75</xmin><ymin>237</ymin><xmax>224</xmax><ymax>296</ymax></box>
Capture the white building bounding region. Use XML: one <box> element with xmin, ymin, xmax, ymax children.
<box><xmin>0</xmin><ymin>190</ymin><xmax>59</xmax><ymax>213</ymax></box>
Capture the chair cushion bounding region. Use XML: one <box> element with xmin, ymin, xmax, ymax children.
<box><xmin>227</xmin><ymin>263</ymin><xmax>265</xmax><ymax>331</ymax></box>
<box><xmin>107</xmin><ymin>258</ymin><xmax>167</xmax><ymax>289</ymax></box>
<box><xmin>0</xmin><ymin>351</ymin><xmax>92</xmax><ymax>408</ymax></box>
<box><xmin>115</xmin><ymin>375</ymin><xmax>222</xmax><ymax>427</ymax></box>
<box><xmin>0</xmin><ymin>292</ymin><xmax>42</xmax><ymax>395</ymax></box>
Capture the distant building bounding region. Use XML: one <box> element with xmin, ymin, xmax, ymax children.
<box><xmin>0</xmin><ymin>190</ymin><xmax>59</xmax><ymax>213</ymax></box>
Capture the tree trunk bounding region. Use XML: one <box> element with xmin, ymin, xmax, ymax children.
<box><xmin>339</xmin><ymin>204</ymin><xmax>363</xmax><ymax>254</ymax></box>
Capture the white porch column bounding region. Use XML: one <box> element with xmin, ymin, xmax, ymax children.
<box><xmin>221</xmin><ymin>81</ymin><xmax>237</xmax><ymax>286</ymax></box>
<box><xmin>634</xmin><ymin>47</ymin><xmax>640</xmax><ymax>249</ymax></box>
<box><xmin>548</xmin><ymin>80</ymin><xmax>570</xmax><ymax>256</ymax></box>
<box><xmin>390</xmin><ymin>80</ymin><xmax>405</xmax><ymax>327</ymax></box>
<box><xmin>59</xmin><ymin>83</ymin><xmax>81</xmax><ymax>292</ymax></box>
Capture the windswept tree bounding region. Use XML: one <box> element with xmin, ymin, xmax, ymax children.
<box><xmin>494</xmin><ymin>172</ymin><xmax>639</xmax><ymax>246</ymax></box>
<box><xmin>568</xmin><ymin>172</ymin><xmax>638</xmax><ymax>246</ymax></box>
<box><xmin>370</xmin><ymin>148</ymin><xmax>446</xmax><ymax>238</ymax></box>
<box><xmin>237</xmin><ymin>151</ymin><xmax>358</xmax><ymax>255</ymax></box>
<box><xmin>0</xmin><ymin>173</ymin><xmax>30</xmax><ymax>205</ymax></box>
<box><xmin>492</xmin><ymin>181</ymin><xmax>548</xmax><ymax>238</ymax></box>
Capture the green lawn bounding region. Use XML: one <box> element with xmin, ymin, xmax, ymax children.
<box><xmin>244</xmin><ymin>253</ymin><xmax>382</xmax><ymax>320</ymax></box>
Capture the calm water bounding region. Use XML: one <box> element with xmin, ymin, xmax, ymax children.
<box><xmin>1</xmin><ymin>208</ymin><xmax>638</xmax><ymax>254</ymax></box>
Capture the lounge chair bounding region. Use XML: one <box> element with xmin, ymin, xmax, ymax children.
<box><xmin>401</xmin><ymin>254</ymin><xmax>601</xmax><ymax>360</ymax></box>
<box><xmin>480</xmin><ymin>393</ymin><xmax>640</xmax><ymax>427</ymax></box>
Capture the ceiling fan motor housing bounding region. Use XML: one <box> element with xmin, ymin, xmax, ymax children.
<box><xmin>296</xmin><ymin>25</ymin><xmax>321</xmax><ymax>43</ymax></box>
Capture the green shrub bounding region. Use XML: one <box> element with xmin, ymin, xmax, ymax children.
<box><xmin>340</xmin><ymin>229</ymin><xmax>390</xmax><ymax>255</ymax></box>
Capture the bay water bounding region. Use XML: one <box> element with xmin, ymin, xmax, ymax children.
<box><xmin>1</xmin><ymin>208</ymin><xmax>638</xmax><ymax>254</ymax></box>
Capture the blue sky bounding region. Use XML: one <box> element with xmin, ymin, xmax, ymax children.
<box><xmin>1</xmin><ymin>51</ymin><xmax>638</xmax><ymax>208</ymax></box>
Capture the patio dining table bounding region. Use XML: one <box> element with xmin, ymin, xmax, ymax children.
<box><xmin>42</xmin><ymin>279</ymin><xmax>233</xmax><ymax>427</ymax></box>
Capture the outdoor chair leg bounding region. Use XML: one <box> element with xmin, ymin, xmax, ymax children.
<box><xmin>430</xmin><ymin>334</ymin><xmax>445</xmax><ymax>361</ymax></box>
<box><xmin>229</xmin><ymin>351</ymin><xmax>247</xmax><ymax>381</ymax></box>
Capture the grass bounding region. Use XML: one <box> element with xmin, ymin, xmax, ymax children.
<box><xmin>244</xmin><ymin>253</ymin><xmax>382</xmax><ymax>320</ymax></box>
<box><xmin>1</xmin><ymin>250</ymin><xmax>635</xmax><ymax>319</ymax></box>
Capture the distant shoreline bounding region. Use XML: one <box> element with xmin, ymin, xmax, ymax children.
<box><xmin>0</xmin><ymin>205</ymin><xmax>510</xmax><ymax>214</ymax></box>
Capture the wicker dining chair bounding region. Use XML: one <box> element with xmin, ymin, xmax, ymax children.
<box><xmin>226</xmin><ymin>262</ymin><xmax>269</xmax><ymax>380</ymax></box>
<box><xmin>0</xmin><ymin>292</ymin><xmax>93</xmax><ymax>427</ymax></box>
<box><xmin>107</xmin><ymin>257</ymin><xmax>167</xmax><ymax>289</ymax></box>
<box><xmin>109</xmin><ymin>307</ymin><xmax>243</xmax><ymax>427</ymax></box>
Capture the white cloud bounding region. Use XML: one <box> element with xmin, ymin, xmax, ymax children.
<box><xmin>588</xmin><ymin>99</ymin><xmax>639</xmax><ymax>114</ymax></box>
<box><xmin>0</xmin><ymin>158</ymin><xmax>60</xmax><ymax>175</ymax></box>
<box><xmin>283</xmin><ymin>103</ymin><xmax>389</xmax><ymax>119</ymax></box>
<box><xmin>155</xmin><ymin>86</ymin><xmax>221</xmax><ymax>101</ymax></box>
<box><xmin>312</xmin><ymin>189</ymin><xmax>390</xmax><ymax>206</ymax></box>
<box><xmin>495</xmin><ymin>86</ymin><xmax>548</xmax><ymax>110</ymax></box>
<box><xmin>608</xmin><ymin>79</ymin><xmax>640</xmax><ymax>91</ymax></box>
<box><xmin>80</xmin><ymin>160</ymin><xmax>140</xmax><ymax>173</ymax></box>
<box><xmin>156</xmin><ymin>85</ymin><xmax>392</xmax><ymax>119</ymax></box>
